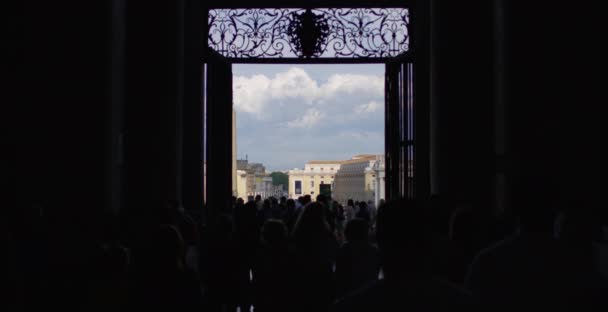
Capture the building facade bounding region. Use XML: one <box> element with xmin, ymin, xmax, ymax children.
<box><xmin>333</xmin><ymin>155</ymin><xmax>383</xmax><ymax>205</ymax></box>
<box><xmin>236</xmin><ymin>169</ymin><xmax>248</xmax><ymax>200</ymax></box>
<box><xmin>235</xmin><ymin>158</ymin><xmax>276</xmax><ymax>200</ymax></box>
<box><xmin>288</xmin><ymin>161</ymin><xmax>342</xmax><ymax>199</ymax></box>
<box><xmin>372</xmin><ymin>156</ymin><xmax>386</xmax><ymax>206</ymax></box>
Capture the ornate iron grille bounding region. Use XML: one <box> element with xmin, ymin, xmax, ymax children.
<box><xmin>208</xmin><ymin>8</ymin><xmax>409</xmax><ymax>59</ymax></box>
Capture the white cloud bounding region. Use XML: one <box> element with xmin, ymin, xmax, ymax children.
<box><xmin>321</xmin><ymin>74</ymin><xmax>384</xmax><ymax>98</ymax></box>
<box><xmin>233</xmin><ymin>74</ymin><xmax>271</xmax><ymax>117</ymax></box>
<box><xmin>287</xmin><ymin>108</ymin><xmax>324</xmax><ymax>128</ymax></box>
<box><xmin>269</xmin><ymin>67</ymin><xmax>320</xmax><ymax>101</ymax></box>
<box><xmin>354</xmin><ymin>101</ymin><xmax>382</xmax><ymax>114</ymax></box>
<box><xmin>233</xmin><ymin>68</ymin><xmax>383</xmax><ymax>119</ymax></box>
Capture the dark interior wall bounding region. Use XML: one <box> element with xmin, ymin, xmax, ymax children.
<box><xmin>16</xmin><ymin>2</ymin><xmax>112</xmax><ymax>308</ymax></box>
<box><xmin>506</xmin><ymin>2</ymin><xmax>602</xmax><ymax>209</ymax></box>
<box><xmin>434</xmin><ymin>0</ymin><xmax>495</xmax><ymax>211</ymax></box>
<box><xmin>18</xmin><ymin>0</ymin><xmax>187</xmax><ymax>226</ymax></box>
<box><xmin>123</xmin><ymin>1</ymin><xmax>182</xmax><ymax>222</ymax></box>
<box><xmin>18</xmin><ymin>2</ymin><xmax>110</xmax><ymax>231</ymax></box>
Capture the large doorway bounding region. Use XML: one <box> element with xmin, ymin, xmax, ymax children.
<box><xmin>203</xmin><ymin>6</ymin><xmax>428</xmax><ymax>216</ymax></box>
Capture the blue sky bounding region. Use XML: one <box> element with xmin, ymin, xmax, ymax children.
<box><xmin>233</xmin><ymin>64</ymin><xmax>385</xmax><ymax>172</ymax></box>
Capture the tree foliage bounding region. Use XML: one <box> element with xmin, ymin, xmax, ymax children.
<box><xmin>270</xmin><ymin>171</ymin><xmax>288</xmax><ymax>186</ymax></box>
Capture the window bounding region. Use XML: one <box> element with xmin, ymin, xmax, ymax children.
<box><xmin>321</xmin><ymin>176</ymin><xmax>324</xmax><ymax>178</ymax></box>
<box><xmin>321</xmin><ymin>168</ymin><xmax>324</xmax><ymax>171</ymax></box>
<box><xmin>321</xmin><ymin>181</ymin><xmax>324</xmax><ymax>185</ymax></box>
<box><xmin>311</xmin><ymin>180</ymin><xmax>314</xmax><ymax>188</ymax></box>
<box><xmin>295</xmin><ymin>181</ymin><xmax>302</xmax><ymax>195</ymax></box>
<box><xmin>330</xmin><ymin>168</ymin><xmax>334</xmax><ymax>170</ymax></box>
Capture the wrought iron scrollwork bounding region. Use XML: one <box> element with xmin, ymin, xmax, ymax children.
<box><xmin>208</xmin><ymin>8</ymin><xmax>409</xmax><ymax>59</ymax></box>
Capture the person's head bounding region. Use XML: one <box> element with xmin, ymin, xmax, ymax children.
<box><xmin>255</xmin><ymin>194</ymin><xmax>262</xmax><ymax>202</ymax></box>
<box><xmin>511</xmin><ymin>174</ymin><xmax>563</xmax><ymax>234</ymax></box>
<box><xmin>316</xmin><ymin>194</ymin><xmax>327</xmax><ymax>205</ymax></box>
<box><xmin>286</xmin><ymin>199</ymin><xmax>296</xmax><ymax>211</ymax></box>
<box><xmin>237</xmin><ymin>197</ymin><xmax>245</xmax><ymax>206</ymax></box>
<box><xmin>303</xmin><ymin>195</ymin><xmax>312</xmax><ymax>204</ymax></box>
<box><xmin>298</xmin><ymin>196</ymin><xmax>304</xmax><ymax>205</ymax></box>
<box><xmin>292</xmin><ymin>202</ymin><xmax>330</xmax><ymax>241</ymax></box>
<box><xmin>261</xmin><ymin>219</ymin><xmax>288</xmax><ymax>247</ymax></box>
<box><xmin>375</xmin><ymin>198</ymin><xmax>429</xmax><ymax>279</ymax></box>
<box><xmin>348</xmin><ymin>199</ymin><xmax>354</xmax><ymax>207</ymax></box>
<box><xmin>448</xmin><ymin>200</ymin><xmax>474</xmax><ymax>241</ymax></box>
<box><xmin>263</xmin><ymin>199</ymin><xmax>271</xmax><ymax>209</ymax></box>
<box><xmin>234</xmin><ymin>201</ymin><xmax>257</xmax><ymax>228</ymax></box>
<box><xmin>358</xmin><ymin>201</ymin><xmax>368</xmax><ymax>210</ymax></box>
<box><xmin>345</xmin><ymin>218</ymin><xmax>370</xmax><ymax>242</ymax></box>
<box><xmin>280</xmin><ymin>196</ymin><xmax>287</xmax><ymax>205</ymax></box>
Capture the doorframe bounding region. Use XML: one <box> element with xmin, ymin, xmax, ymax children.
<box><xmin>198</xmin><ymin>2</ymin><xmax>432</xmax><ymax>217</ymax></box>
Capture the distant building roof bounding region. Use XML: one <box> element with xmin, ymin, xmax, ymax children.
<box><xmin>307</xmin><ymin>160</ymin><xmax>346</xmax><ymax>164</ymax></box>
<box><xmin>340</xmin><ymin>156</ymin><xmax>377</xmax><ymax>165</ymax></box>
<box><xmin>352</xmin><ymin>154</ymin><xmax>377</xmax><ymax>159</ymax></box>
<box><xmin>307</xmin><ymin>155</ymin><xmax>379</xmax><ymax>165</ymax></box>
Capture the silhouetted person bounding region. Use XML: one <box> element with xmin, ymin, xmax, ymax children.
<box><xmin>423</xmin><ymin>197</ymin><xmax>469</xmax><ymax>284</ymax></box>
<box><xmin>131</xmin><ymin>224</ymin><xmax>203</xmax><ymax>311</ymax></box>
<box><xmin>335</xmin><ymin>218</ymin><xmax>380</xmax><ymax>299</ymax></box>
<box><xmin>366</xmin><ymin>200</ymin><xmax>377</xmax><ymax>226</ymax></box>
<box><xmin>333</xmin><ymin>201</ymin><xmax>346</xmax><ymax>239</ymax></box>
<box><xmin>344</xmin><ymin>199</ymin><xmax>356</xmax><ymax>223</ymax></box>
<box><xmin>317</xmin><ymin>195</ymin><xmax>336</xmax><ymax>234</ymax></box>
<box><xmin>255</xmin><ymin>194</ymin><xmax>263</xmax><ymax>211</ymax></box>
<box><xmin>291</xmin><ymin>202</ymin><xmax>338</xmax><ymax>312</ymax></box>
<box><xmin>445</xmin><ymin>200</ymin><xmax>489</xmax><ymax>284</ymax></box>
<box><xmin>334</xmin><ymin>198</ymin><xmax>472</xmax><ymax>312</ymax></box>
<box><xmin>260</xmin><ymin>198</ymin><xmax>273</xmax><ymax>224</ymax></box>
<box><xmin>233</xmin><ymin>201</ymin><xmax>259</xmax><ymax>312</ymax></box>
<box><xmin>270</xmin><ymin>197</ymin><xmax>281</xmax><ymax>219</ymax></box>
<box><xmin>252</xmin><ymin>219</ymin><xmax>294</xmax><ymax>312</ymax></box>
<box><xmin>303</xmin><ymin>194</ymin><xmax>312</xmax><ymax>205</ymax></box>
<box><xmin>283</xmin><ymin>198</ymin><xmax>297</xmax><ymax>233</ymax></box>
<box><xmin>355</xmin><ymin>201</ymin><xmax>370</xmax><ymax>222</ymax></box>
<box><xmin>465</xmin><ymin>178</ymin><xmax>607</xmax><ymax>311</ymax></box>
<box><xmin>205</xmin><ymin>214</ymin><xmax>241</xmax><ymax>312</ymax></box>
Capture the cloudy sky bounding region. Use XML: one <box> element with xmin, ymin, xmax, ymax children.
<box><xmin>233</xmin><ymin>64</ymin><xmax>385</xmax><ymax>172</ymax></box>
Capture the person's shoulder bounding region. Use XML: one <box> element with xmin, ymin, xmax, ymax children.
<box><xmin>472</xmin><ymin>234</ymin><xmax>521</xmax><ymax>264</ymax></box>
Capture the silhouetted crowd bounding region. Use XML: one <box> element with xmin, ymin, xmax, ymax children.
<box><xmin>6</xmin><ymin>193</ymin><xmax>608</xmax><ymax>312</ymax></box>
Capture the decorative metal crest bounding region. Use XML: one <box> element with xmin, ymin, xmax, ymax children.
<box><xmin>208</xmin><ymin>8</ymin><xmax>409</xmax><ymax>59</ymax></box>
<box><xmin>287</xmin><ymin>9</ymin><xmax>330</xmax><ymax>58</ymax></box>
